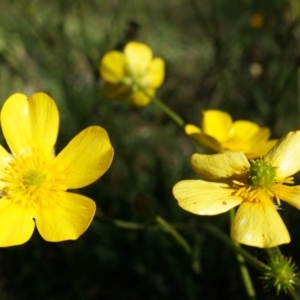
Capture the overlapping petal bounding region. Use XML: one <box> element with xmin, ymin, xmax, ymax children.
<box><xmin>130</xmin><ymin>89</ymin><xmax>154</xmax><ymax>107</ymax></box>
<box><xmin>185</xmin><ymin>124</ymin><xmax>221</xmax><ymax>152</ymax></box>
<box><xmin>35</xmin><ymin>193</ymin><xmax>96</xmax><ymax>241</ymax></box>
<box><xmin>231</xmin><ymin>201</ymin><xmax>290</xmax><ymax>247</ymax></box>
<box><xmin>273</xmin><ymin>185</ymin><xmax>300</xmax><ymax>209</ymax></box>
<box><xmin>55</xmin><ymin>126</ymin><xmax>114</xmax><ymax>189</ymax></box>
<box><xmin>124</xmin><ymin>42</ymin><xmax>153</xmax><ymax>77</ymax></box>
<box><xmin>202</xmin><ymin>110</ymin><xmax>232</xmax><ymax>142</ymax></box>
<box><xmin>191</xmin><ymin>151</ymin><xmax>249</xmax><ymax>181</ymax></box>
<box><xmin>141</xmin><ymin>58</ymin><xmax>165</xmax><ymax>88</ymax></box>
<box><xmin>0</xmin><ymin>200</ymin><xmax>35</xmax><ymax>246</ymax></box>
<box><xmin>264</xmin><ymin>131</ymin><xmax>300</xmax><ymax>179</ymax></box>
<box><xmin>100</xmin><ymin>51</ymin><xmax>125</xmax><ymax>83</ymax></box>
<box><xmin>103</xmin><ymin>82</ymin><xmax>132</xmax><ymax>100</ymax></box>
<box><xmin>173</xmin><ymin>180</ymin><xmax>241</xmax><ymax>215</ymax></box>
<box><xmin>1</xmin><ymin>93</ymin><xmax>59</xmax><ymax>157</ymax></box>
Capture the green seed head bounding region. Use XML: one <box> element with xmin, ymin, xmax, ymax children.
<box><xmin>247</xmin><ymin>159</ymin><xmax>276</xmax><ymax>189</ymax></box>
<box><xmin>262</xmin><ymin>256</ymin><xmax>298</xmax><ymax>294</ymax></box>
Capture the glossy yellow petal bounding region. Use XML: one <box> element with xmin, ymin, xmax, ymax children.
<box><xmin>129</xmin><ymin>89</ymin><xmax>154</xmax><ymax>107</ymax></box>
<box><xmin>141</xmin><ymin>58</ymin><xmax>165</xmax><ymax>88</ymax></box>
<box><xmin>231</xmin><ymin>201</ymin><xmax>290</xmax><ymax>248</ymax></box>
<box><xmin>231</xmin><ymin>121</ymin><xmax>262</xmax><ymax>140</ymax></box>
<box><xmin>55</xmin><ymin>126</ymin><xmax>114</xmax><ymax>189</ymax></box>
<box><xmin>202</xmin><ymin>110</ymin><xmax>232</xmax><ymax>143</ymax></box>
<box><xmin>185</xmin><ymin>124</ymin><xmax>221</xmax><ymax>151</ymax></box>
<box><xmin>1</xmin><ymin>93</ymin><xmax>59</xmax><ymax>157</ymax></box>
<box><xmin>273</xmin><ymin>184</ymin><xmax>300</xmax><ymax>209</ymax></box>
<box><xmin>191</xmin><ymin>151</ymin><xmax>250</xmax><ymax>182</ymax></box>
<box><xmin>246</xmin><ymin>139</ymin><xmax>277</xmax><ymax>159</ymax></box>
<box><xmin>264</xmin><ymin>131</ymin><xmax>300</xmax><ymax>178</ymax></box>
<box><xmin>100</xmin><ymin>51</ymin><xmax>125</xmax><ymax>83</ymax></box>
<box><xmin>173</xmin><ymin>180</ymin><xmax>241</xmax><ymax>215</ymax></box>
<box><xmin>0</xmin><ymin>199</ymin><xmax>35</xmax><ymax>247</ymax></box>
<box><xmin>103</xmin><ymin>82</ymin><xmax>132</xmax><ymax>100</ymax></box>
<box><xmin>185</xmin><ymin>124</ymin><xmax>201</xmax><ymax>135</ymax></box>
<box><xmin>35</xmin><ymin>192</ymin><xmax>96</xmax><ymax>241</ymax></box>
<box><xmin>124</xmin><ymin>42</ymin><xmax>152</xmax><ymax>77</ymax></box>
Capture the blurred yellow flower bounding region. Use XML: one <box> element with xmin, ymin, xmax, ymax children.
<box><xmin>185</xmin><ymin>110</ymin><xmax>277</xmax><ymax>159</ymax></box>
<box><xmin>249</xmin><ymin>13</ymin><xmax>264</xmax><ymax>29</ymax></box>
<box><xmin>173</xmin><ymin>131</ymin><xmax>300</xmax><ymax>248</ymax></box>
<box><xmin>0</xmin><ymin>92</ymin><xmax>114</xmax><ymax>246</ymax></box>
<box><xmin>99</xmin><ymin>42</ymin><xmax>165</xmax><ymax>107</ymax></box>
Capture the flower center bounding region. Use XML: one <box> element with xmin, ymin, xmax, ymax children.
<box><xmin>247</xmin><ymin>159</ymin><xmax>276</xmax><ymax>189</ymax></box>
<box><xmin>0</xmin><ymin>150</ymin><xmax>67</xmax><ymax>210</ymax></box>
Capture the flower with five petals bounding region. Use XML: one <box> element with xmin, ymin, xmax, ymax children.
<box><xmin>99</xmin><ymin>42</ymin><xmax>165</xmax><ymax>107</ymax></box>
<box><xmin>0</xmin><ymin>92</ymin><xmax>114</xmax><ymax>246</ymax></box>
<box><xmin>173</xmin><ymin>131</ymin><xmax>300</xmax><ymax>248</ymax></box>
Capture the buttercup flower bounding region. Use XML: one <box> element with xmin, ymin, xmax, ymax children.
<box><xmin>99</xmin><ymin>42</ymin><xmax>165</xmax><ymax>107</ymax></box>
<box><xmin>0</xmin><ymin>92</ymin><xmax>114</xmax><ymax>246</ymax></box>
<box><xmin>173</xmin><ymin>131</ymin><xmax>300</xmax><ymax>248</ymax></box>
<box><xmin>185</xmin><ymin>110</ymin><xmax>277</xmax><ymax>159</ymax></box>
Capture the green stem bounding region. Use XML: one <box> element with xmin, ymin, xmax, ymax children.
<box><xmin>229</xmin><ymin>209</ymin><xmax>256</xmax><ymax>300</ymax></box>
<box><xmin>95</xmin><ymin>210</ymin><xmax>146</xmax><ymax>230</ymax></box>
<box><xmin>201</xmin><ymin>223</ymin><xmax>267</xmax><ymax>273</ymax></box>
<box><xmin>151</xmin><ymin>96</ymin><xmax>185</xmax><ymax>127</ymax></box>
<box><xmin>155</xmin><ymin>215</ymin><xmax>192</xmax><ymax>254</ymax></box>
<box><xmin>139</xmin><ymin>87</ymin><xmax>185</xmax><ymax>127</ymax></box>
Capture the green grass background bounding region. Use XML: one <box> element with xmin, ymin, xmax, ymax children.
<box><xmin>0</xmin><ymin>0</ymin><xmax>300</xmax><ymax>299</ymax></box>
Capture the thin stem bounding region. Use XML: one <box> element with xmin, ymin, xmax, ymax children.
<box><xmin>201</xmin><ymin>223</ymin><xmax>267</xmax><ymax>273</ymax></box>
<box><xmin>95</xmin><ymin>209</ymin><xmax>146</xmax><ymax>230</ymax></box>
<box><xmin>138</xmin><ymin>87</ymin><xmax>185</xmax><ymax>127</ymax></box>
<box><xmin>151</xmin><ymin>96</ymin><xmax>185</xmax><ymax>127</ymax></box>
<box><xmin>155</xmin><ymin>215</ymin><xmax>192</xmax><ymax>254</ymax></box>
<box><xmin>229</xmin><ymin>209</ymin><xmax>257</xmax><ymax>300</ymax></box>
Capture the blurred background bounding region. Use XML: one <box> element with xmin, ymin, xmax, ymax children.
<box><xmin>0</xmin><ymin>0</ymin><xmax>300</xmax><ymax>299</ymax></box>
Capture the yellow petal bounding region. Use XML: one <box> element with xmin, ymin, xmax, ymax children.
<box><xmin>55</xmin><ymin>126</ymin><xmax>114</xmax><ymax>189</ymax></box>
<box><xmin>129</xmin><ymin>89</ymin><xmax>154</xmax><ymax>107</ymax></box>
<box><xmin>0</xmin><ymin>199</ymin><xmax>35</xmax><ymax>247</ymax></box>
<box><xmin>35</xmin><ymin>192</ymin><xmax>96</xmax><ymax>241</ymax></box>
<box><xmin>141</xmin><ymin>58</ymin><xmax>165</xmax><ymax>88</ymax></box>
<box><xmin>100</xmin><ymin>51</ymin><xmax>125</xmax><ymax>83</ymax></box>
<box><xmin>173</xmin><ymin>180</ymin><xmax>242</xmax><ymax>215</ymax></box>
<box><xmin>102</xmin><ymin>82</ymin><xmax>132</xmax><ymax>100</ymax></box>
<box><xmin>264</xmin><ymin>131</ymin><xmax>300</xmax><ymax>178</ymax></box>
<box><xmin>185</xmin><ymin>124</ymin><xmax>201</xmax><ymax>135</ymax></box>
<box><xmin>273</xmin><ymin>184</ymin><xmax>300</xmax><ymax>209</ymax></box>
<box><xmin>202</xmin><ymin>110</ymin><xmax>232</xmax><ymax>143</ymax></box>
<box><xmin>246</xmin><ymin>139</ymin><xmax>277</xmax><ymax>159</ymax></box>
<box><xmin>124</xmin><ymin>42</ymin><xmax>152</xmax><ymax>77</ymax></box>
<box><xmin>1</xmin><ymin>92</ymin><xmax>59</xmax><ymax>157</ymax></box>
<box><xmin>231</xmin><ymin>121</ymin><xmax>263</xmax><ymax>140</ymax></box>
<box><xmin>191</xmin><ymin>151</ymin><xmax>250</xmax><ymax>182</ymax></box>
<box><xmin>231</xmin><ymin>201</ymin><xmax>290</xmax><ymax>248</ymax></box>
<box><xmin>224</xmin><ymin>123</ymin><xmax>276</xmax><ymax>158</ymax></box>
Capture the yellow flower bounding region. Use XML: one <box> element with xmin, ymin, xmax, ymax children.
<box><xmin>185</xmin><ymin>110</ymin><xmax>277</xmax><ymax>159</ymax></box>
<box><xmin>173</xmin><ymin>131</ymin><xmax>300</xmax><ymax>248</ymax></box>
<box><xmin>0</xmin><ymin>92</ymin><xmax>114</xmax><ymax>246</ymax></box>
<box><xmin>249</xmin><ymin>13</ymin><xmax>264</xmax><ymax>29</ymax></box>
<box><xmin>99</xmin><ymin>42</ymin><xmax>165</xmax><ymax>107</ymax></box>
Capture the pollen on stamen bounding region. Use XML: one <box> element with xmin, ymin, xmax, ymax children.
<box><xmin>0</xmin><ymin>153</ymin><xmax>68</xmax><ymax>210</ymax></box>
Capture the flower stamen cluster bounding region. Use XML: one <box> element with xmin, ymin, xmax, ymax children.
<box><xmin>173</xmin><ymin>131</ymin><xmax>300</xmax><ymax>247</ymax></box>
